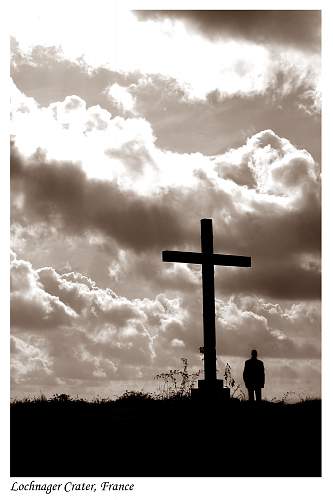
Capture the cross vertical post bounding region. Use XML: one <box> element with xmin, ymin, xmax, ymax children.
<box><xmin>201</xmin><ymin>219</ymin><xmax>217</xmax><ymax>384</ymax></box>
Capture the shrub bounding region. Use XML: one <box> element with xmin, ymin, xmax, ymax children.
<box><xmin>223</xmin><ymin>362</ymin><xmax>246</xmax><ymax>400</ymax></box>
<box><xmin>154</xmin><ymin>358</ymin><xmax>200</xmax><ymax>399</ymax></box>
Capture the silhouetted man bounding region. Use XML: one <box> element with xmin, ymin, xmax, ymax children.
<box><xmin>243</xmin><ymin>350</ymin><xmax>265</xmax><ymax>402</ymax></box>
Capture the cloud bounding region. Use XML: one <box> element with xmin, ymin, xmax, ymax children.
<box><xmin>104</xmin><ymin>83</ymin><xmax>136</xmax><ymax>114</ymax></box>
<box><xmin>11</xmin><ymin>336</ymin><xmax>55</xmax><ymax>387</ymax></box>
<box><xmin>11</xmin><ymin>38</ymin><xmax>140</xmax><ymax>113</ymax></box>
<box><xmin>11</xmin><ymin>42</ymin><xmax>320</xmax><ymax>164</ymax></box>
<box><xmin>10</xmin><ymin>255</ymin><xmax>320</xmax><ymax>394</ymax></box>
<box><xmin>10</xmin><ymin>143</ymin><xmax>193</xmax><ymax>253</ymax></box>
<box><xmin>11</xmin><ymin>97</ymin><xmax>320</xmax><ymax>299</ymax></box>
<box><xmin>216</xmin><ymin>127</ymin><xmax>319</xmax><ymax>189</ymax></box>
<box><xmin>10</xmin><ymin>256</ymin><xmax>192</xmax><ymax>388</ymax></box>
<box><xmin>11</xmin><ymin>81</ymin><xmax>173</xmax><ymax>195</ymax></box>
<box><xmin>135</xmin><ymin>10</ymin><xmax>321</xmax><ymax>52</ymax></box>
<box><xmin>11</xmin><ymin>252</ymin><xmax>78</xmax><ymax>330</ymax></box>
<box><xmin>215</xmin><ymin>296</ymin><xmax>320</xmax><ymax>359</ymax></box>
<box><xmin>11</xmin><ymin>8</ymin><xmax>320</xmax><ymax>106</ymax></box>
<box><xmin>130</xmin><ymin>10</ymin><xmax>320</xmax><ymax>104</ymax></box>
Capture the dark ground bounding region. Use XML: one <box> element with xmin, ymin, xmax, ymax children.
<box><xmin>10</xmin><ymin>396</ymin><xmax>321</xmax><ymax>477</ymax></box>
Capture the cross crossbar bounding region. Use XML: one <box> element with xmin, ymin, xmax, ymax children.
<box><xmin>162</xmin><ymin>250</ymin><xmax>251</xmax><ymax>267</ymax></box>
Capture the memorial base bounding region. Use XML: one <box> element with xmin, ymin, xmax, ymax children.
<box><xmin>191</xmin><ymin>379</ymin><xmax>230</xmax><ymax>400</ymax></box>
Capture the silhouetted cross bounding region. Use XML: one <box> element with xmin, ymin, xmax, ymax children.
<box><xmin>162</xmin><ymin>219</ymin><xmax>251</xmax><ymax>389</ymax></box>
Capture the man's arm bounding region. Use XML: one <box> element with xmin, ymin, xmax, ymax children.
<box><xmin>243</xmin><ymin>361</ymin><xmax>248</xmax><ymax>385</ymax></box>
<box><xmin>261</xmin><ymin>361</ymin><xmax>265</xmax><ymax>386</ymax></box>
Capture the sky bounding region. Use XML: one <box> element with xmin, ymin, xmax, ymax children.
<box><xmin>9</xmin><ymin>3</ymin><xmax>321</xmax><ymax>401</ymax></box>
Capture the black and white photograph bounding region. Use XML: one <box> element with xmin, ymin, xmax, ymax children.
<box><xmin>7</xmin><ymin>0</ymin><xmax>326</xmax><ymax>491</ymax></box>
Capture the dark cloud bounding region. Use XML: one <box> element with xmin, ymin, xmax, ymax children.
<box><xmin>135</xmin><ymin>10</ymin><xmax>320</xmax><ymax>52</ymax></box>
<box><xmin>217</xmin><ymin>200</ymin><xmax>321</xmax><ymax>260</ymax></box>
<box><xmin>11</xmin><ymin>124</ymin><xmax>321</xmax><ymax>301</ymax></box>
<box><xmin>216</xmin><ymin>260</ymin><xmax>320</xmax><ymax>301</ymax></box>
<box><xmin>10</xmin><ymin>143</ymin><xmax>193</xmax><ymax>253</ymax></box>
<box><xmin>145</xmin><ymin>84</ymin><xmax>320</xmax><ymax>160</ymax></box>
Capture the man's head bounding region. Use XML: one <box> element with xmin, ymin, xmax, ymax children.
<box><xmin>251</xmin><ymin>349</ymin><xmax>258</xmax><ymax>358</ymax></box>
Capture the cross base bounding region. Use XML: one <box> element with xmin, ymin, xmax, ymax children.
<box><xmin>191</xmin><ymin>379</ymin><xmax>230</xmax><ymax>401</ymax></box>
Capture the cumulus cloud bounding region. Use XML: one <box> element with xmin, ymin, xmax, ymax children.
<box><xmin>10</xmin><ymin>254</ymin><xmax>320</xmax><ymax>394</ymax></box>
<box><xmin>10</xmin><ymin>256</ymin><xmax>191</xmax><ymax>388</ymax></box>
<box><xmin>10</xmin><ymin>82</ymin><xmax>157</xmax><ymax>188</ymax></box>
<box><xmin>215</xmin><ymin>128</ymin><xmax>319</xmax><ymax>191</ymax></box>
<box><xmin>104</xmin><ymin>83</ymin><xmax>136</xmax><ymax>114</ymax></box>
<box><xmin>11</xmin><ymin>252</ymin><xmax>78</xmax><ymax>330</ymax></box>
<box><xmin>11</xmin><ymin>336</ymin><xmax>55</xmax><ymax>388</ymax></box>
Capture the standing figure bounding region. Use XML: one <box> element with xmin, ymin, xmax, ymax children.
<box><xmin>243</xmin><ymin>349</ymin><xmax>265</xmax><ymax>402</ymax></box>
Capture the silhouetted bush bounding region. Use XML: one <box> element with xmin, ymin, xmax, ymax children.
<box><xmin>154</xmin><ymin>357</ymin><xmax>200</xmax><ymax>398</ymax></box>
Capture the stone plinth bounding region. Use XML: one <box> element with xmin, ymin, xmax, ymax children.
<box><xmin>191</xmin><ymin>379</ymin><xmax>230</xmax><ymax>400</ymax></box>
